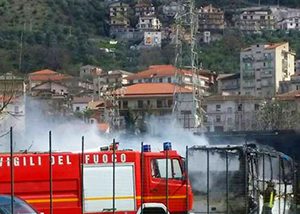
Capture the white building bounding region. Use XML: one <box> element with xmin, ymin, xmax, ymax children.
<box><xmin>136</xmin><ymin>16</ymin><xmax>161</xmax><ymax>31</ymax></box>
<box><xmin>240</xmin><ymin>42</ymin><xmax>295</xmax><ymax>97</ymax></box>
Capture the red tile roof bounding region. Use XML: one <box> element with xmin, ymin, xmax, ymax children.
<box><xmin>126</xmin><ymin>65</ymin><xmax>192</xmax><ymax>80</ymax></box>
<box><xmin>116</xmin><ymin>83</ymin><xmax>192</xmax><ymax>97</ymax></box>
<box><xmin>29</xmin><ymin>69</ymin><xmax>72</xmax><ymax>81</ymax></box>
<box><xmin>276</xmin><ymin>90</ymin><xmax>300</xmax><ymax>100</ymax></box>
<box><xmin>265</xmin><ymin>42</ymin><xmax>287</xmax><ymax>50</ymax></box>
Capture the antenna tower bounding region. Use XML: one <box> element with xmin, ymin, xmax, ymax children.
<box><xmin>173</xmin><ymin>0</ymin><xmax>204</xmax><ymax>131</ymax></box>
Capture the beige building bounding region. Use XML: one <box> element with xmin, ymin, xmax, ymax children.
<box><xmin>117</xmin><ymin>83</ymin><xmax>194</xmax><ymax>129</ymax></box>
<box><xmin>240</xmin><ymin>42</ymin><xmax>295</xmax><ymax>97</ymax></box>
<box><xmin>203</xmin><ymin>95</ymin><xmax>262</xmax><ymax>132</ymax></box>
<box><xmin>198</xmin><ymin>4</ymin><xmax>225</xmax><ymax>32</ymax></box>
<box><xmin>234</xmin><ymin>8</ymin><xmax>275</xmax><ymax>32</ymax></box>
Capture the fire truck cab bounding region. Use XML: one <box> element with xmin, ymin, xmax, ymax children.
<box><xmin>0</xmin><ymin>143</ymin><xmax>193</xmax><ymax>214</ymax></box>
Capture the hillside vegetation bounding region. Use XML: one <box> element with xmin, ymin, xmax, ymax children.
<box><xmin>0</xmin><ymin>0</ymin><xmax>299</xmax><ymax>76</ymax></box>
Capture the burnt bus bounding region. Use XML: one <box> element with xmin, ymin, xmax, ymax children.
<box><xmin>187</xmin><ymin>144</ymin><xmax>296</xmax><ymax>214</ymax></box>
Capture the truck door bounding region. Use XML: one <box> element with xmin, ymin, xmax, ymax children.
<box><xmin>83</xmin><ymin>163</ymin><xmax>136</xmax><ymax>213</ymax></box>
<box><xmin>148</xmin><ymin>158</ymin><xmax>188</xmax><ymax>213</ymax></box>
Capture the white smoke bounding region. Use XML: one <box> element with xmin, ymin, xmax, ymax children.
<box><xmin>1</xmin><ymin>97</ymin><xmax>208</xmax><ymax>155</ymax></box>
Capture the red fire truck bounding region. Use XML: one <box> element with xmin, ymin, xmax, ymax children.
<box><xmin>0</xmin><ymin>143</ymin><xmax>193</xmax><ymax>214</ymax></box>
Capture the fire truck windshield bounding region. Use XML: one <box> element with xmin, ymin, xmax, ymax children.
<box><xmin>151</xmin><ymin>159</ymin><xmax>183</xmax><ymax>179</ymax></box>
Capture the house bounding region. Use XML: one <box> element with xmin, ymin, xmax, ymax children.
<box><xmin>234</xmin><ymin>7</ymin><xmax>275</xmax><ymax>32</ymax></box>
<box><xmin>30</xmin><ymin>81</ymin><xmax>69</xmax><ymax>97</ymax></box>
<box><xmin>240</xmin><ymin>42</ymin><xmax>295</xmax><ymax>97</ymax></box>
<box><xmin>197</xmin><ymin>4</ymin><xmax>225</xmax><ymax>33</ymax></box>
<box><xmin>203</xmin><ymin>95</ymin><xmax>262</xmax><ymax>132</ymax></box>
<box><xmin>93</xmin><ymin>70</ymin><xmax>133</xmax><ymax>99</ymax></box>
<box><xmin>29</xmin><ymin>81</ymin><xmax>71</xmax><ymax>116</ymax></box>
<box><xmin>0</xmin><ymin>95</ymin><xmax>25</xmax><ymax>147</ymax></box>
<box><xmin>217</xmin><ymin>73</ymin><xmax>240</xmax><ymax>95</ymax></box>
<box><xmin>27</xmin><ymin>69</ymin><xmax>72</xmax><ymax>91</ymax></box>
<box><xmin>162</xmin><ymin>2</ymin><xmax>185</xmax><ymax>17</ymax></box>
<box><xmin>134</xmin><ymin>2</ymin><xmax>155</xmax><ymax>17</ymax></box>
<box><xmin>117</xmin><ymin>83</ymin><xmax>194</xmax><ymax>129</ymax></box>
<box><xmin>271</xmin><ymin>7</ymin><xmax>300</xmax><ymax>30</ymax></box>
<box><xmin>125</xmin><ymin>65</ymin><xmax>212</xmax><ymax>93</ymax></box>
<box><xmin>109</xmin><ymin>2</ymin><xmax>130</xmax><ymax>35</ymax></box>
<box><xmin>72</xmin><ymin>96</ymin><xmax>93</xmax><ymax>112</ymax></box>
<box><xmin>0</xmin><ymin>72</ymin><xmax>25</xmax><ymax>95</ymax></box>
<box><xmin>80</xmin><ymin>65</ymin><xmax>102</xmax><ymax>79</ymax></box>
<box><xmin>136</xmin><ymin>16</ymin><xmax>161</xmax><ymax>31</ymax></box>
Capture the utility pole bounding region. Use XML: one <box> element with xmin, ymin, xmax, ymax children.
<box><xmin>18</xmin><ymin>23</ymin><xmax>25</xmax><ymax>73</ymax></box>
<box><xmin>172</xmin><ymin>0</ymin><xmax>204</xmax><ymax>131</ymax></box>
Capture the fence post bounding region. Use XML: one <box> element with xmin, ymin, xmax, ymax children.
<box><xmin>226</xmin><ymin>151</ymin><xmax>229</xmax><ymax>214</ymax></box>
<box><xmin>140</xmin><ymin>142</ymin><xmax>144</xmax><ymax>214</ymax></box>
<box><xmin>112</xmin><ymin>139</ymin><xmax>116</xmax><ymax>214</ymax></box>
<box><xmin>81</xmin><ymin>136</ymin><xmax>85</xmax><ymax>214</ymax></box>
<box><xmin>10</xmin><ymin>127</ymin><xmax>14</xmax><ymax>214</ymax></box>
<box><xmin>185</xmin><ymin>146</ymin><xmax>189</xmax><ymax>214</ymax></box>
<box><xmin>49</xmin><ymin>131</ymin><xmax>53</xmax><ymax>214</ymax></box>
<box><xmin>207</xmin><ymin>150</ymin><xmax>210</xmax><ymax>214</ymax></box>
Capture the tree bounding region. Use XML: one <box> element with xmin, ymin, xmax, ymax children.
<box><xmin>256</xmin><ymin>99</ymin><xmax>300</xmax><ymax>130</ymax></box>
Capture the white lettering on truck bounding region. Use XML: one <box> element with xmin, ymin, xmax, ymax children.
<box><xmin>0</xmin><ymin>153</ymin><xmax>127</xmax><ymax>168</ymax></box>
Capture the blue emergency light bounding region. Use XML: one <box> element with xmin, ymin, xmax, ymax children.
<box><xmin>142</xmin><ymin>144</ymin><xmax>151</xmax><ymax>152</ymax></box>
<box><xmin>163</xmin><ymin>142</ymin><xmax>172</xmax><ymax>151</ymax></box>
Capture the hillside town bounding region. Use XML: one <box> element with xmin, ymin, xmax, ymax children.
<box><xmin>1</xmin><ymin>2</ymin><xmax>300</xmax><ymax>137</ymax></box>
<box><xmin>1</xmin><ymin>1</ymin><xmax>300</xmax><ymax>214</ymax></box>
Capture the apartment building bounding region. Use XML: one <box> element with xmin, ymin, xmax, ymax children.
<box><xmin>198</xmin><ymin>4</ymin><xmax>225</xmax><ymax>32</ymax></box>
<box><xmin>109</xmin><ymin>2</ymin><xmax>130</xmax><ymax>35</ymax></box>
<box><xmin>240</xmin><ymin>42</ymin><xmax>295</xmax><ymax>97</ymax></box>
<box><xmin>203</xmin><ymin>95</ymin><xmax>262</xmax><ymax>132</ymax></box>
<box><xmin>234</xmin><ymin>8</ymin><xmax>275</xmax><ymax>32</ymax></box>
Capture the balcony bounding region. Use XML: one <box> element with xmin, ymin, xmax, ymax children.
<box><xmin>243</xmin><ymin>72</ymin><xmax>255</xmax><ymax>79</ymax></box>
<box><xmin>221</xmin><ymin>84</ymin><xmax>239</xmax><ymax>90</ymax></box>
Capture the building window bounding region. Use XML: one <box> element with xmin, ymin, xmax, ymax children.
<box><xmin>255</xmin><ymin>104</ymin><xmax>260</xmax><ymax>111</ymax></box>
<box><xmin>14</xmin><ymin>106</ymin><xmax>19</xmax><ymax>114</ymax></box>
<box><xmin>159</xmin><ymin>78</ymin><xmax>163</xmax><ymax>83</ymax></box>
<box><xmin>216</xmin><ymin>104</ymin><xmax>221</xmax><ymax>112</ymax></box>
<box><xmin>167</xmin><ymin>99</ymin><xmax>173</xmax><ymax>107</ymax></box>
<box><xmin>138</xmin><ymin>100</ymin><xmax>143</xmax><ymax>108</ymax></box>
<box><xmin>216</xmin><ymin>115</ymin><xmax>221</xmax><ymax>123</ymax></box>
<box><xmin>238</xmin><ymin>104</ymin><xmax>242</xmax><ymax>111</ymax></box>
<box><xmin>227</xmin><ymin>107</ymin><xmax>232</xmax><ymax>113</ymax></box>
<box><xmin>227</xmin><ymin>117</ymin><xmax>233</xmax><ymax>125</ymax></box>
<box><xmin>157</xmin><ymin>100</ymin><xmax>162</xmax><ymax>108</ymax></box>
<box><xmin>167</xmin><ymin>77</ymin><xmax>171</xmax><ymax>83</ymax></box>
<box><xmin>123</xmin><ymin>101</ymin><xmax>128</xmax><ymax>109</ymax></box>
<box><xmin>76</xmin><ymin>106</ymin><xmax>80</xmax><ymax>112</ymax></box>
